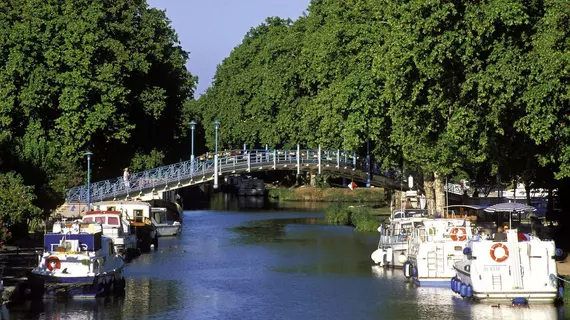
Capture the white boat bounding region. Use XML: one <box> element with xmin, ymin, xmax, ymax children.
<box><xmin>371</xmin><ymin>209</ymin><xmax>428</xmax><ymax>268</ymax></box>
<box><xmin>148</xmin><ymin>199</ymin><xmax>183</xmax><ymax>237</ymax></box>
<box><xmin>452</xmin><ymin>229</ymin><xmax>560</xmax><ymax>303</ymax></box>
<box><xmin>81</xmin><ymin>210</ymin><xmax>138</xmax><ymax>258</ymax></box>
<box><xmin>29</xmin><ymin>221</ymin><xmax>125</xmax><ymax>298</ymax></box>
<box><xmin>94</xmin><ymin>201</ymin><xmax>159</xmax><ymax>252</ymax></box>
<box><xmin>405</xmin><ymin>219</ymin><xmax>473</xmax><ymax>286</ymax></box>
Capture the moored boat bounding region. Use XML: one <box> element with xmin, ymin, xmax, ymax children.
<box><xmin>81</xmin><ymin>210</ymin><xmax>139</xmax><ymax>258</ymax></box>
<box><xmin>94</xmin><ymin>200</ymin><xmax>159</xmax><ymax>252</ymax></box>
<box><xmin>29</xmin><ymin>222</ymin><xmax>125</xmax><ymax>299</ymax></box>
<box><xmin>405</xmin><ymin>219</ymin><xmax>473</xmax><ymax>286</ymax></box>
<box><xmin>451</xmin><ymin>229</ymin><xmax>560</xmax><ymax>303</ymax></box>
<box><xmin>371</xmin><ymin>209</ymin><xmax>428</xmax><ymax>268</ymax></box>
<box><xmin>147</xmin><ymin>199</ymin><xmax>183</xmax><ymax>237</ymax></box>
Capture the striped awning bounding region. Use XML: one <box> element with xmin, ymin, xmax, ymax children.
<box><xmin>483</xmin><ymin>202</ymin><xmax>537</xmax><ymax>213</ymax></box>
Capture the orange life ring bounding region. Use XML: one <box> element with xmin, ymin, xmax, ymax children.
<box><xmin>490</xmin><ymin>243</ymin><xmax>509</xmax><ymax>262</ymax></box>
<box><xmin>46</xmin><ymin>255</ymin><xmax>61</xmax><ymax>271</ymax></box>
<box><xmin>450</xmin><ymin>227</ymin><xmax>467</xmax><ymax>241</ymax></box>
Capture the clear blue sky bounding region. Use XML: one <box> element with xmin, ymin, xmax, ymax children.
<box><xmin>147</xmin><ymin>0</ymin><xmax>310</xmax><ymax>97</ymax></box>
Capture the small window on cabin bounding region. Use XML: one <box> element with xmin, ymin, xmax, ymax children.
<box><xmin>95</xmin><ymin>217</ymin><xmax>105</xmax><ymax>224</ymax></box>
<box><xmin>83</xmin><ymin>217</ymin><xmax>93</xmax><ymax>223</ymax></box>
<box><xmin>134</xmin><ymin>209</ymin><xmax>143</xmax><ymax>222</ymax></box>
<box><xmin>108</xmin><ymin>216</ymin><xmax>119</xmax><ymax>225</ymax></box>
<box><xmin>108</xmin><ymin>206</ymin><xmax>116</xmax><ymax>211</ymax></box>
<box><xmin>154</xmin><ymin>212</ymin><xmax>162</xmax><ymax>224</ymax></box>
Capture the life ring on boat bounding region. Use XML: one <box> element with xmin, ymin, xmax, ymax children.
<box><xmin>46</xmin><ymin>256</ymin><xmax>61</xmax><ymax>271</ymax></box>
<box><xmin>450</xmin><ymin>227</ymin><xmax>467</xmax><ymax>241</ymax></box>
<box><xmin>490</xmin><ymin>243</ymin><xmax>509</xmax><ymax>262</ymax></box>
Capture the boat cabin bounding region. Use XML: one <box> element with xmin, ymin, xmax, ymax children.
<box><xmin>94</xmin><ymin>201</ymin><xmax>152</xmax><ymax>225</ymax></box>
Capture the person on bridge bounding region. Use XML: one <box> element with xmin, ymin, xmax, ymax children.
<box><xmin>123</xmin><ymin>168</ymin><xmax>130</xmax><ymax>189</ymax></box>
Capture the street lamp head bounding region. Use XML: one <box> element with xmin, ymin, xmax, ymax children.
<box><xmin>190</xmin><ymin>120</ymin><xmax>196</xmax><ymax>130</ymax></box>
<box><xmin>84</xmin><ymin>151</ymin><xmax>93</xmax><ymax>158</ymax></box>
<box><xmin>214</xmin><ymin>120</ymin><xmax>220</xmax><ymax>130</ymax></box>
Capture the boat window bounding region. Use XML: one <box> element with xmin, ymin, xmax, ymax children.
<box><xmin>107</xmin><ymin>216</ymin><xmax>119</xmax><ymax>225</ymax></box>
<box><xmin>154</xmin><ymin>212</ymin><xmax>162</xmax><ymax>224</ymax></box>
<box><xmin>134</xmin><ymin>210</ymin><xmax>143</xmax><ymax>222</ymax></box>
<box><xmin>108</xmin><ymin>206</ymin><xmax>116</xmax><ymax>211</ymax></box>
<box><xmin>95</xmin><ymin>217</ymin><xmax>105</xmax><ymax>224</ymax></box>
<box><xmin>83</xmin><ymin>217</ymin><xmax>93</xmax><ymax>223</ymax></box>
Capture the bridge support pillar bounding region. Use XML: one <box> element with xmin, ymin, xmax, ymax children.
<box><xmin>318</xmin><ymin>144</ymin><xmax>321</xmax><ymax>175</ymax></box>
<box><xmin>247</xmin><ymin>152</ymin><xmax>251</xmax><ymax>172</ymax></box>
<box><xmin>214</xmin><ymin>154</ymin><xmax>219</xmax><ymax>189</ymax></box>
<box><xmin>296</xmin><ymin>144</ymin><xmax>300</xmax><ymax>176</ymax></box>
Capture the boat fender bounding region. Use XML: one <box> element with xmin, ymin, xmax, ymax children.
<box><xmin>455</xmin><ymin>280</ymin><xmax>463</xmax><ymax>294</ymax></box>
<box><xmin>46</xmin><ymin>256</ymin><xmax>61</xmax><ymax>271</ymax></box>
<box><xmin>558</xmin><ymin>281</ymin><xmax>564</xmax><ymax>299</ymax></box>
<box><xmin>450</xmin><ymin>278</ymin><xmax>457</xmax><ymax>293</ymax></box>
<box><xmin>460</xmin><ymin>283</ymin><xmax>467</xmax><ymax>298</ymax></box>
<box><xmin>411</xmin><ymin>265</ymin><xmax>418</xmax><ymax>278</ymax></box>
<box><xmin>466</xmin><ymin>285</ymin><xmax>473</xmax><ymax>298</ymax></box>
<box><xmin>512</xmin><ymin>297</ymin><xmax>528</xmax><ymax>306</ymax></box>
<box><xmin>490</xmin><ymin>243</ymin><xmax>509</xmax><ymax>263</ymax></box>
<box><xmin>403</xmin><ymin>261</ymin><xmax>411</xmax><ymax>278</ymax></box>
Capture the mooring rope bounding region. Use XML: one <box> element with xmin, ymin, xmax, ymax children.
<box><xmin>551</xmin><ymin>273</ymin><xmax>570</xmax><ymax>284</ymax></box>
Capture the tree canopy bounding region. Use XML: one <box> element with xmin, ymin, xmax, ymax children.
<box><xmin>194</xmin><ymin>0</ymin><xmax>570</xmax><ymax>214</ymax></box>
<box><xmin>0</xmin><ymin>0</ymin><xmax>195</xmax><ymax>234</ymax></box>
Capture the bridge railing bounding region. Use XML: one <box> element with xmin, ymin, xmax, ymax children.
<box><xmin>65</xmin><ymin>148</ymin><xmax>390</xmax><ymax>203</ymax></box>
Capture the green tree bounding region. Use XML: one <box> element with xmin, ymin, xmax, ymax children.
<box><xmin>0</xmin><ymin>0</ymin><xmax>195</xmax><ymax>214</ymax></box>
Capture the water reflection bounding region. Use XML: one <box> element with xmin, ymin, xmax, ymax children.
<box><xmin>9</xmin><ymin>278</ymin><xmax>184</xmax><ymax>320</ymax></box>
<box><xmin>371</xmin><ymin>267</ymin><xmax>563</xmax><ymax>320</ymax></box>
<box><xmin>188</xmin><ymin>192</ymin><xmax>383</xmax><ymax>212</ymax></box>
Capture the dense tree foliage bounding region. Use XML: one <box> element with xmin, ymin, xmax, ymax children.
<box><xmin>194</xmin><ymin>0</ymin><xmax>570</xmax><ymax>216</ymax></box>
<box><xmin>0</xmin><ymin>0</ymin><xmax>195</xmax><ymax>238</ymax></box>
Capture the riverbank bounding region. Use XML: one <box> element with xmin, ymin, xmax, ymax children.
<box><xmin>268</xmin><ymin>186</ymin><xmax>387</xmax><ymax>204</ymax></box>
<box><xmin>324</xmin><ymin>204</ymin><xmax>390</xmax><ymax>232</ymax></box>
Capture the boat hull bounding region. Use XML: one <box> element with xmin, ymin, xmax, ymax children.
<box><xmin>156</xmin><ymin>224</ymin><xmax>182</xmax><ymax>237</ymax></box>
<box><xmin>371</xmin><ymin>245</ymin><xmax>408</xmax><ymax>268</ymax></box>
<box><xmin>29</xmin><ymin>269</ymin><xmax>125</xmax><ymax>299</ymax></box>
<box><xmin>452</xmin><ymin>232</ymin><xmax>559</xmax><ymax>304</ymax></box>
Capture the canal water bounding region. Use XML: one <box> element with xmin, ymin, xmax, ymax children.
<box><xmin>6</xmin><ymin>198</ymin><xmax>568</xmax><ymax>320</ymax></box>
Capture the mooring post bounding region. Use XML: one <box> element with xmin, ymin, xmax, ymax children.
<box><xmin>337</xmin><ymin>149</ymin><xmax>340</xmax><ymax>168</ymax></box>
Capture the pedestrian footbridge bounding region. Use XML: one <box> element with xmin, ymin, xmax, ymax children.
<box><xmin>65</xmin><ymin>147</ymin><xmax>401</xmax><ymax>204</ymax></box>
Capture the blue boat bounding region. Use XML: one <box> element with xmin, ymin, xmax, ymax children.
<box><xmin>29</xmin><ymin>221</ymin><xmax>125</xmax><ymax>299</ymax></box>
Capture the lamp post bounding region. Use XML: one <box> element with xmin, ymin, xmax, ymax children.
<box><xmin>214</xmin><ymin>120</ymin><xmax>220</xmax><ymax>189</ymax></box>
<box><xmin>190</xmin><ymin>120</ymin><xmax>196</xmax><ymax>162</ymax></box>
<box><xmin>84</xmin><ymin>151</ymin><xmax>93</xmax><ymax>212</ymax></box>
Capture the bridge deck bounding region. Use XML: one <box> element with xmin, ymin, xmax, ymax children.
<box><xmin>66</xmin><ymin>148</ymin><xmax>401</xmax><ymax>203</ymax></box>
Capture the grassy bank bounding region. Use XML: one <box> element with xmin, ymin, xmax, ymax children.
<box><xmin>325</xmin><ymin>204</ymin><xmax>388</xmax><ymax>232</ymax></box>
<box><xmin>268</xmin><ymin>187</ymin><xmax>386</xmax><ymax>204</ymax></box>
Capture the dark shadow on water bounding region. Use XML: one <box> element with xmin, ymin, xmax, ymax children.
<box><xmin>231</xmin><ymin>218</ymin><xmax>327</xmax><ymax>245</ymax></box>
<box><xmin>186</xmin><ymin>192</ymin><xmax>384</xmax><ymax>213</ymax></box>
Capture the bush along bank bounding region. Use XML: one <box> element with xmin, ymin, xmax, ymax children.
<box><xmin>325</xmin><ymin>204</ymin><xmax>381</xmax><ymax>232</ymax></box>
<box><xmin>268</xmin><ymin>187</ymin><xmax>386</xmax><ymax>204</ymax></box>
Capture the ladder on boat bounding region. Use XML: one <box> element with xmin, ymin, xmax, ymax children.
<box><xmin>427</xmin><ymin>251</ymin><xmax>437</xmax><ymax>277</ymax></box>
<box><xmin>436</xmin><ymin>246</ymin><xmax>445</xmax><ymax>274</ymax></box>
<box><xmin>492</xmin><ymin>275</ymin><xmax>502</xmax><ymax>290</ymax></box>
